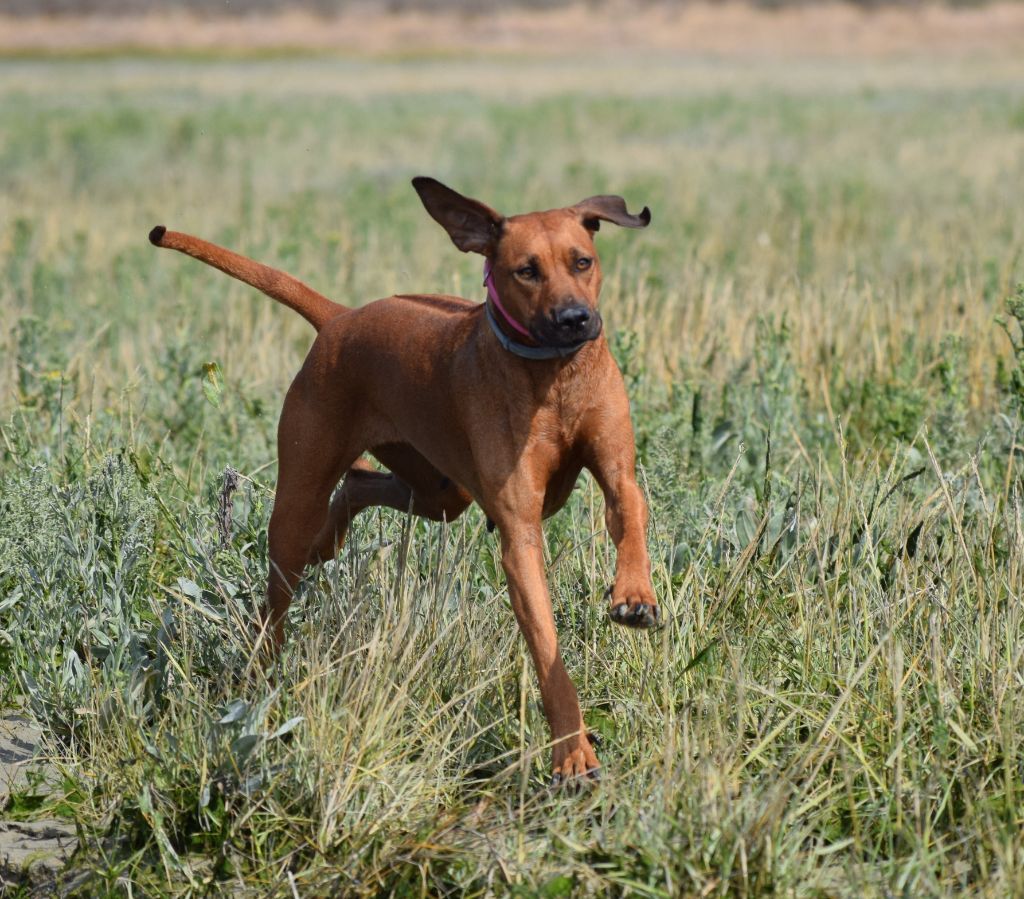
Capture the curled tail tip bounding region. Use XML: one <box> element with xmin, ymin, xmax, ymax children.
<box><xmin>148</xmin><ymin>225</ymin><xmax>167</xmax><ymax>246</ymax></box>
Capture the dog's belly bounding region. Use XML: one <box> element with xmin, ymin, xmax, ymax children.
<box><xmin>367</xmin><ymin>411</ymin><xmax>583</xmax><ymax>522</ymax></box>
<box><xmin>370</xmin><ymin>408</ymin><xmax>585</xmax><ymax>519</ymax></box>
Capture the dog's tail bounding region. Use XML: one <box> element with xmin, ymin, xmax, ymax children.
<box><xmin>148</xmin><ymin>226</ymin><xmax>344</xmax><ymax>332</ymax></box>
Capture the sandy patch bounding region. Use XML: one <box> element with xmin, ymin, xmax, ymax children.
<box><xmin>1</xmin><ymin>715</ymin><xmax>42</xmax><ymax>810</ymax></box>
<box><xmin>0</xmin><ymin>715</ymin><xmax>77</xmax><ymax>891</ymax></box>
<box><xmin>0</xmin><ymin>2</ymin><xmax>1022</xmax><ymax>58</ymax></box>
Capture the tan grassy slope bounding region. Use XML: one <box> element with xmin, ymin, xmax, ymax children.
<box><xmin>2</xmin><ymin>2</ymin><xmax>1024</xmax><ymax>57</ymax></box>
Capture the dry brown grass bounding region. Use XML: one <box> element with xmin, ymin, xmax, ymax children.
<box><xmin>2</xmin><ymin>2</ymin><xmax>1024</xmax><ymax>58</ymax></box>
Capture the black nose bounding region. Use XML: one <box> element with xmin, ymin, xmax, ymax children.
<box><xmin>552</xmin><ymin>304</ymin><xmax>591</xmax><ymax>331</ymax></box>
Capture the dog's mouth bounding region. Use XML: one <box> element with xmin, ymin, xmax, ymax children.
<box><xmin>533</xmin><ymin>307</ymin><xmax>603</xmax><ymax>349</ymax></box>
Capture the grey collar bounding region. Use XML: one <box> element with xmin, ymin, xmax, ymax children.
<box><xmin>483</xmin><ymin>303</ymin><xmax>592</xmax><ymax>360</ymax></box>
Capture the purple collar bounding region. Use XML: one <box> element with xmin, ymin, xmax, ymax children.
<box><xmin>483</xmin><ymin>259</ymin><xmax>533</xmax><ymax>339</ymax></box>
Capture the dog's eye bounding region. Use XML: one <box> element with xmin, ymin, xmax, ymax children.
<box><xmin>516</xmin><ymin>264</ymin><xmax>538</xmax><ymax>280</ymax></box>
<box><xmin>575</xmin><ymin>257</ymin><xmax>593</xmax><ymax>272</ymax></box>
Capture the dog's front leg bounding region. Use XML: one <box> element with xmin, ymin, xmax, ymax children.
<box><xmin>499</xmin><ymin>525</ymin><xmax>600</xmax><ymax>783</ymax></box>
<box><xmin>585</xmin><ymin>416</ymin><xmax>659</xmax><ymax>629</ymax></box>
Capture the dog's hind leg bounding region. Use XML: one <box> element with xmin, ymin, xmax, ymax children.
<box><xmin>307</xmin><ymin>459</ymin><xmax>407</xmax><ymax>564</ymax></box>
<box><xmin>309</xmin><ymin>443</ymin><xmax>473</xmax><ymax>564</ymax></box>
<box><xmin>264</xmin><ymin>384</ymin><xmax>364</xmax><ymax>651</ymax></box>
<box><xmin>372</xmin><ymin>443</ymin><xmax>473</xmax><ymax>522</ymax></box>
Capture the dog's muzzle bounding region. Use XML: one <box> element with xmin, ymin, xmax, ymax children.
<box><xmin>537</xmin><ymin>303</ymin><xmax>603</xmax><ymax>348</ymax></box>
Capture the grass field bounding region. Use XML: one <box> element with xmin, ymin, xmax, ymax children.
<box><xmin>2</xmin><ymin>50</ymin><xmax>1024</xmax><ymax>896</ymax></box>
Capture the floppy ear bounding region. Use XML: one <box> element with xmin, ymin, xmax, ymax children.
<box><xmin>412</xmin><ymin>176</ymin><xmax>504</xmax><ymax>255</ymax></box>
<box><xmin>572</xmin><ymin>195</ymin><xmax>651</xmax><ymax>233</ymax></box>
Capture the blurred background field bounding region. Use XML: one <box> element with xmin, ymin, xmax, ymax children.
<box><xmin>2</xmin><ymin>2</ymin><xmax>1024</xmax><ymax>57</ymax></box>
<box><xmin>2</xmin><ymin>6</ymin><xmax>1024</xmax><ymax>896</ymax></box>
<box><xmin>3</xmin><ymin>51</ymin><xmax>1023</xmax><ymax>443</ymax></box>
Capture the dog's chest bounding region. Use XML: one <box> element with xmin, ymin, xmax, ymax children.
<box><xmin>549</xmin><ymin>370</ymin><xmax>600</xmax><ymax>440</ymax></box>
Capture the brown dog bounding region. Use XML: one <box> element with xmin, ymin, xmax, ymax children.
<box><xmin>149</xmin><ymin>178</ymin><xmax>658</xmax><ymax>782</ymax></box>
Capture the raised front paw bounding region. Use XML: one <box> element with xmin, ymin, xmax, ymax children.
<box><xmin>607</xmin><ymin>581</ymin><xmax>660</xmax><ymax>629</ymax></box>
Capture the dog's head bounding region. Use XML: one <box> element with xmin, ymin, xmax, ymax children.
<box><xmin>412</xmin><ymin>177</ymin><xmax>650</xmax><ymax>350</ymax></box>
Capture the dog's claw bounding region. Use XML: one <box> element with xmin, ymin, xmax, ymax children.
<box><xmin>549</xmin><ymin>767</ymin><xmax>601</xmax><ymax>791</ymax></box>
<box><xmin>609</xmin><ymin>600</ymin><xmax>660</xmax><ymax>629</ymax></box>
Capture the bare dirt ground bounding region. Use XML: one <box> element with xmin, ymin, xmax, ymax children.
<box><xmin>1</xmin><ymin>1</ymin><xmax>1023</xmax><ymax>58</ymax></box>
<box><xmin>0</xmin><ymin>716</ymin><xmax>77</xmax><ymax>893</ymax></box>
